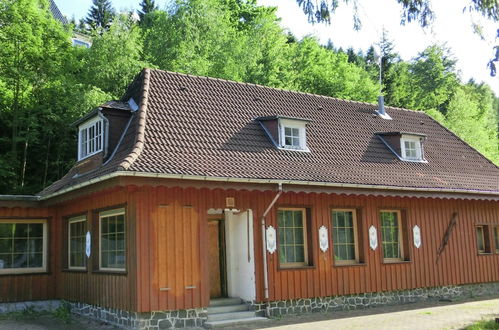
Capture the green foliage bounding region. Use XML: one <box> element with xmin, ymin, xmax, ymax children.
<box><xmin>465</xmin><ymin>319</ymin><xmax>499</xmax><ymax>329</ymax></box>
<box><xmin>52</xmin><ymin>301</ymin><xmax>72</xmax><ymax>323</ymax></box>
<box><xmin>0</xmin><ymin>0</ymin><xmax>497</xmax><ymax>195</ymax></box>
<box><xmin>85</xmin><ymin>0</ymin><xmax>115</xmax><ymax>31</ymax></box>
<box><xmin>83</xmin><ymin>14</ymin><xmax>148</xmax><ymax>98</ymax></box>
<box><xmin>289</xmin><ymin>37</ymin><xmax>378</xmax><ymax>101</ymax></box>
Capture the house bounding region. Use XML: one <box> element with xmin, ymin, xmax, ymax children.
<box><xmin>0</xmin><ymin>68</ymin><xmax>498</xmax><ymax>329</ymax></box>
<box><xmin>50</xmin><ymin>0</ymin><xmax>92</xmax><ymax>48</ymax></box>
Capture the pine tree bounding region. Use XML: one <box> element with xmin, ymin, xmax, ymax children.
<box><xmin>85</xmin><ymin>0</ymin><xmax>115</xmax><ymax>30</ymax></box>
<box><xmin>138</xmin><ymin>0</ymin><xmax>157</xmax><ymax>22</ymax></box>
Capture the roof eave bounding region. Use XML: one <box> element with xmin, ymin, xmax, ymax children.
<box><xmin>37</xmin><ymin>171</ymin><xmax>499</xmax><ymax>201</ymax></box>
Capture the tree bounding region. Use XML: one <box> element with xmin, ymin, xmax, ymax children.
<box><xmin>295</xmin><ymin>0</ymin><xmax>499</xmax><ymax>76</ymax></box>
<box><xmin>138</xmin><ymin>0</ymin><xmax>157</xmax><ymax>22</ymax></box>
<box><xmin>288</xmin><ymin>37</ymin><xmax>379</xmax><ymax>101</ymax></box>
<box><xmin>85</xmin><ymin>0</ymin><xmax>115</xmax><ymax>31</ymax></box>
<box><xmin>83</xmin><ymin>14</ymin><xmax>148</xmax><ymax>98</ymax></box>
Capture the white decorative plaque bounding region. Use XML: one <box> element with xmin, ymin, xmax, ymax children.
<box><xmin>369</xmin><ymin>225</ymin><xmax>378</xmax><ymax>250</ymax></box>
<box><xmin>318</xmin><ymin>226</ymin><xmax>329</xmax><ymax>252</ymax></box>
<box><xmin>266</xmin><ymin>226</ymin><xmax>277</xmax><ymax>254</ymax></box>
<box><xmin>413</xmin><ymin>225</ymin><xmax>422</xmax><ymax>248</ymax></box>
<box><xmin>85</xmin><ymin>231</ymin><xmax>91</xmax><ymax>258</ymax></box>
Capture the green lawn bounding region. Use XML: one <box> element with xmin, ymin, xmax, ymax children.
<box><xmin>465</xmin><ymin>319</ymin><xmax>499</xmax><ymax>330</ymax></box>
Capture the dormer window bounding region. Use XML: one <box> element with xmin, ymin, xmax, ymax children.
<box><xmin>401</xmin><ymin>135</ymin><xmax>422</xmax><ymax>161</ymax></box>
<box><xmin>78</xmin><ymin>117</ymin><xmax>104</xmax><ymax>161</ymax></box>
<box><xmin>376</xmin><ymin>132</ymin><xmax>426</xmax><ymax>163</ymax></box>
<box><xmin>256</xmin><ymin>116</ymin><xmax>311</xmax><ymax>152</ymax></box>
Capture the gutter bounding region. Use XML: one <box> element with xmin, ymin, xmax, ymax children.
<box><xmin>36</xmin><ymin>171</ymin><xmax>499</xmax><ymax>201</ymax></box>
<box><xmin>260</xmin><ymin>183</ymin><xmax>283</xmax><ymax>317</ymax></box>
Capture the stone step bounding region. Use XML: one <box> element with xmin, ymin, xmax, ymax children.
<box><xmin>207</xmin><ymin>304</ymin><xmax>248</xmax><ymax>314</ymax></box>
<box><xmin>204</xmin><ymin>316</ymin><xmax>268</xmax><ymax>328</ymax></box>
<box><xmin>209</xmin><ymin>298</ymin><xmax>242</xmax><ymax>307</ymax></box>
<box><xmin>207</xmin><ymin>310</ymin><xmax>256</xmax><ymax>322</ymax></box>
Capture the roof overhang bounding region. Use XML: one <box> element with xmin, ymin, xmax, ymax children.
<box><xmin>255</xmin><ymin>115</ymin><xmax>312</xmax><ymax>122</ymax></box>
<box><xmin>35</xmin><ymin>171</ymin><xmax>499</xmax><ymax>201</ymax></box>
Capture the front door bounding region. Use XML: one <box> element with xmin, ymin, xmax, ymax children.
<box><xmin>208</xmin><ymin>218</ymin><xmax>227</xmax><ymax>298</ymax></box>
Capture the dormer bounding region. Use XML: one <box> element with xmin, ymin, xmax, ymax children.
<box><xmin>377</xmin><ymin>132</ymin><xmax>427</xmax><ymax>163</ymax></box>
<box><xmin>256</xmin><ymin>116</ymin><xmax>311</xmax><ymax>152</ymax></box>
<box><xmin>78</xmin><ymin>116</ymin><xmax>104</xmax><ymax>161</ymax></box>
<box><xmin>71</xmin><ymin>99</ymin><xmax>136</xmax><ymax>175</ymax></box>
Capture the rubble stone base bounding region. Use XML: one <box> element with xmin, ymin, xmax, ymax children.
<box><xmin>250</xmin><ymin>282</ymin><xmax>499</xmax><ymax>317</ymax></box>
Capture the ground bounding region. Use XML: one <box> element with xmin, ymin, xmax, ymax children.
<box><xmin>0</xmin><ymin>296</ymin><xmax>497</xmax><ymax>329</ymax></box>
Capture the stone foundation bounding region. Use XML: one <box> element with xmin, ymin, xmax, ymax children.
<box><xmin>69</xmin><ymin>302</ymin><xmax>207</xmax><ymax>329</ymax></box>
<box><xmin>251</xmin><ymin>282</ymin><xmax>499</xmax><ymax>317</ymax></box>
<box><xmin>1</xmin><ymin>282</ymin><xmax>498</xmax><ymax>329</ymax></box>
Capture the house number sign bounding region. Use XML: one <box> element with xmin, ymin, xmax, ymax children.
<box><xmin>369</xmin><ymin>225</ymin><xmax>378</xmax><ymax>250</ymax></box>
<box><xmin>85</xmin><ymin>231</ymin><xmax>91</xmax><ymax>258</ymax></box>
<box><xmin>413</xmin><ymin>225</ymin><xmax>422</xmax><ymax>248</ymax></box>
<box><xmin>266</xmin><ymin>226</ymin><xmax>277</xmax><ymax>254</ymax></box>
<box><xmin>319</xmin><ymin>226</ymin><xmax>329</xmax><ymax>252</ymax></box>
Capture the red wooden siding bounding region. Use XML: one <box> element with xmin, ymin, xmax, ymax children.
<box><xmin>132</xmin><ymin>185</ymin><xmax>498</xmax><ymax>312</ymax></box>
<box><xmin>1</xmin><ymin>182</ymin><xmax>498</xmax><ymax>313</ymax></box>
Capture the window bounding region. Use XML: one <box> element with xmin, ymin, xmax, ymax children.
<box><xmin>400</xmin><ymin>135</ymin><xmax>423</xmax><ymax>161</ymax></box>
<box><xmin>99</xmin><ymin>209</ymin><xmax>126</xmax><ymax>271</ymax></box>
<box><xmin>475</xmin><ymin>225</ymin><xmax>491</xmax><ymax>254</ymax></box>
<box><xmin>78</xmin><ymin>117</ymin><xmax>104</xmax><ymax>160</ymax></box>
<box><xmin>279</xmin><ymin>119</ymin><xmax>308</xmax><ymax>151</ymax></box>
<box><xmin>494</xmin><ymin>226</ymin><xmax>499</xmax><ymax>254</ymax></box>
<box><xmin>278</xmin><ymin>208</ymin><xmax>308</xmax><ymax>267</ymax></box>
<box><xmin>0</xmin><ymin>220</ymin><xmax>47</xmax><ymax>274</ymax></box>
<box><xmin>68</xmin><ymin>216</ymin><xmax>87</xmax><ymax>270</ymax></box>
<box><xmin>331</xmin><ymin>209</ymin><xmax>359</xmax><ymax>265</ymax></box>
<box><xmin>380</xmin><ymin>210</ymin><xmax>405</xmax><ymax>262</ymax></box>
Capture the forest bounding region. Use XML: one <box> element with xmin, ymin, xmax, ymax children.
<box><xmin>0</xmin><ymin>0</ymin><xmax>497</xmax><ymax>195</ymax></box>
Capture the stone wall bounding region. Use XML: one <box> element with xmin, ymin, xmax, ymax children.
<box><xmin>251</xmin><ymin>282</ymin><xmax>499</xmax><ymax>317</ymax></box>
<box><xmin>0</xmin><ymin>300</ymin><xmax>61</xmax><ymax>313</ymax></box>
<box><xmin>69</xmin><ymin>302</ymin><xmax>207</xmax><ymax>330</ymax></box>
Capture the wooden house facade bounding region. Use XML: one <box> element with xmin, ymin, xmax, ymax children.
<box><xmin>0</xmin><ymin>69</ymin><xmax>498</xmax><ymax>329</ymax></box>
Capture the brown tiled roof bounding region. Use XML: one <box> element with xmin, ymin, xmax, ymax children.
<box><xmin>39</xmin><ymin>68</ymin><xmax>499</xmax><ymax>197</ymax></box>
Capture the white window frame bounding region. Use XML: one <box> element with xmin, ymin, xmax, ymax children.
<box><xmin>78</xmin><ymin>117</ymin><xmax>104</xmax><ymax>161</ymax></box>
<box><xmin>278</xmin><ymin>119</ymin><xmax>309</xmax><ymax>151</ymax></box>
<box><xmin>68</xmin><ymin>215</ymin><xmax>87</xmax><ymax>270</ymax></box>
<box><xmin>0</xmin><ymin>219</ymin><xmax>48</xmax><ymax>275</ymax></box>
<box><xmin>99</xmin><ymin>208</ymin><xmax>126</xmax><ymax>272</ymax></box>
<box><xmin>400</xmin><ymin>135</ymin><xmax>423</xmax><ymax>161</ymax></box>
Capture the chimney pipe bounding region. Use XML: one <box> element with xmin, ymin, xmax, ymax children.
<box><xmin>378</xmin><ymin>95</ymin><xmax>385</xmax><ymax>116</ymax></box>
<box><xmin>376</xmin><ymin>95</ymin><xmax>392</xmax><ymax>120</ymax></box>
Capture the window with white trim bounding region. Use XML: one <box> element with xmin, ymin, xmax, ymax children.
<box><xmin>78</xmin><ymin>117</ymin><xmax>104</xmax><ymax>160</ymax></box>
<box><xmin>99</xmin><ymin>208</ymin><xmax>126</xmax><ymax>271</ymax></box>
<box><xmin>0</xmin><ymin>220</ymin><xmax>48</xmax><ymax>274</ymax></box>
<box><xmin>279</xmin><ymin>119</ymin><xmax>308</xmax><ymax>151</ymax></box>
<box><xmin>400</xmin><ymin>135</ymin><xmax>423</xmax><ymax>161</ymax></box>
<box><xmin>68</xmin><ymin>216</ymin><xmax>87</xmax><ymax>270</ymax></box>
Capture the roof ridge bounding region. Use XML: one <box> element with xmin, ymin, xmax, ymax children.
<box><xmin>119</xmin><ymin>68</ymin><xmax>151</xmax><ymax>170</ymax></box>
<box><xmin>148</xmin><ymin>68</ymin><xmax>425</xmax><ymax>114</ymax></box>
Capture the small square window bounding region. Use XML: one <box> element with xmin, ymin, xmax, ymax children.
<box><xmin>279</xmin><ymin>119</ymin><xmax>308</xmax><ymax>151</ymax></box>
<box><xmin>400</xmin><ymin>136</ymin><xmax>423</xmax><ymax>161</ymax></box>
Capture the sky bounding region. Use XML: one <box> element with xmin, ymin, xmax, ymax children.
<box><xmin>55</xmin><ymin>0</ymin><xmax>498</xmax><ymax>95</ymax></box>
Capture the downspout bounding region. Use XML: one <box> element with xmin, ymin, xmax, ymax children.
<box><xmin>261</xmin><ymin>182</ymin><xmax>283</xmax><ymax>317</ymax></box>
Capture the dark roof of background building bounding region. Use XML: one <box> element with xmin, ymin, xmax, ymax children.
<box><xmin>49</xmin><ymin>0</ymin><xmax>68</xmax><ymax>25</ymax></box>
<box><xmin>39</xmin><ymin>68</ymin><xmax>499</xmax><ymax>197</ymax></box>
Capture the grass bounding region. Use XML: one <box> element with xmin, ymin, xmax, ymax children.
<box><xmin>465</xmin><ymin>319</ymin><xmax>499</xmax><ymax>330</ymax></box>
<box><xmin>0</xmin><ymin>301</ymin><xmax>72</xmax><ymax>324</ymax></box>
